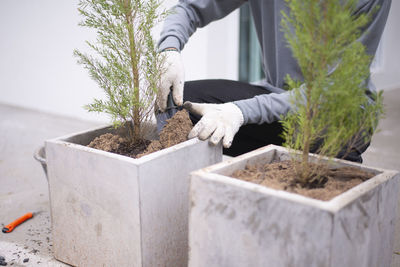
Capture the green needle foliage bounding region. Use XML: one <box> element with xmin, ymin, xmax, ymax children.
<box><xmin>74</xmin><ymin>0</ymin><xmax>167</xmax><ymax>144</ymax></box>
<box><xmin>281</xmin><ymin>0</ymin><xmax>384</xmax><ymax>185</ymax></box>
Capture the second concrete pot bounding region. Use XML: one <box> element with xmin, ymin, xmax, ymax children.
<box><xmin>189</xmin><ymin>145</ymin><xmax>399</xmax><ymax>267</ymax></box>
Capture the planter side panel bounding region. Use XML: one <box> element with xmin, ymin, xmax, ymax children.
<box><xmin>331</xmin><ymin>173</ymin><xmax>400</xmax><ymax>267</ymax></box>
<box><xmin>139</xmin><ymin>141</ymin><xmax>222</xmax><ymax>267</ymax></box>
<box><xmin>46</xmin><ymin>142</ymin><xmax>142</xmax><ymax>267</ymax></box>
<box><xmin>189</xmin><ymin>175</ymin><xmax>333</xmax><ymax>267</ymax></box>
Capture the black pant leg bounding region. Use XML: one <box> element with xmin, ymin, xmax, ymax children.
<box><xmin>183</xmin><ymin>79</ymin><xmax>284</xmax><ymax>156</ymax></box>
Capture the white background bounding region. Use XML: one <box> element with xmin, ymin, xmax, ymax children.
<box><xmin>0</xmin><ymin>0</ymin><xmax>398</xmax><ymax>122</ymax></box>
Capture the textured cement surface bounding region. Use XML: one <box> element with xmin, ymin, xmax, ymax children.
<box><xmin>190</xmin><ymin>146</ymin><xmax>399</xmax><ymax>267</ymax></box>
<box><xmin>0</xmin><ymin>104</ymin><xmax>100</xmax><ymax>266</ymax></box>
<box><xmin>363</xmin><ymin>89</ymin><xmax>400</xmax><ymax>267</ymax></box>
<box><xmin>0</xmin><ymin>88</ymin><xmax>399</xmax><ymax>266</ymax></box>
<box><xmin>46</xmin><ymin>129</ymin><xmax>221</xmax><ymax>266</ymax></box>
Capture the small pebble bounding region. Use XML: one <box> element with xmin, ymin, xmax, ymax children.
<box><xmin>0</xmin><ymin>256</ymin><xmax>4</xmax><ymax>261</ymax></box>
<box><xmin>23</xmin><ymin>258</ymin><xmax>29</xmax><ymax>263</ymax></box>
<box><xmin>0</xmin><ymin>261</ymin><xmax>7</xmax><ymax>266</ymax></box>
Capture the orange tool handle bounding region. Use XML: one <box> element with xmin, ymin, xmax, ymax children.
<box><xmin>2</xmin><ymin>212</ymin><xmax>33</xmax><ymax>233</ymax></box>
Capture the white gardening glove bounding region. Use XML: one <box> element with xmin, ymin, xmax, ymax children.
<box><xmin>184</xmin><ymin>101</ymin><xmax>244</xmax><ymax>148</ymax></box>
<box><xmin>157</xmin><ymin>50</ymin><xmax>185</xmax><ymax>112</ymax></box>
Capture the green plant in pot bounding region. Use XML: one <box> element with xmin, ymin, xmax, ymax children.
<box><xmin>280</xmin><ymin>0</ymin><xmax>384</xmax><ymax>185</ymax></box>
<box><xmin>74</xmin><ymin>0</ymin><xmax>167</xmax><ymax>147</ymax></box>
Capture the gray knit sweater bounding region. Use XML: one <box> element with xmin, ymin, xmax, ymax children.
<box><xmin>158</xmin><ymin>0</ymin><xmax>391</xmax><ymax>125</ymax></box>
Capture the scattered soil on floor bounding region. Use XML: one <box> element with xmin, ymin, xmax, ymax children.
<box><xmin>231</xmin><ymin>160</ymin><xmax>374</xmax><ymax>201</ymax></box>
<box><xmin>88</xmin><ymin>110</ymin><xmax>193</xmax><ymax>158</ymax></box>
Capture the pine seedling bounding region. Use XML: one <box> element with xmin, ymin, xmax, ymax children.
<box><xmin>281</xmin><ymin>0</ymin><xmax>384</xmax><ymax>185</ymax></box>
<box><xmin>74</xmin><ymin>0</ymin><xmax>167</xmax><ymax>144</ymax></box>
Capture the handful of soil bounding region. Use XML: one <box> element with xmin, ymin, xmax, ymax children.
<box><xmin>138</xmin><ymin>110</ymin><xmax>193</xmax><ymax>157</ymax></box>
<box><xmin>88</xmin><ymin>110</ymin><xmax>193</xmax><ymax>158</ymax></box>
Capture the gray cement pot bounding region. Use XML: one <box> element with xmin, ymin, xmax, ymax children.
<box><xmin>189</xmin><ymin>145</ymin><xmax>399</xmax><ymax>267</ymax></box>
<box><xmin>45</xmin><ymin>124</ymin><xmax>222</xmax><ymax>267</ymax></box>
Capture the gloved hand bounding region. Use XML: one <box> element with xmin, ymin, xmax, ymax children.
<box><xmin>184</xmin><ymin>101</ymin><xmax>244</xmax><ymax>148</ymax></box>
<box><xmin>157</xmin><ymin>50</ymin><xmax>185</xmax><ymax>112</ymax></box>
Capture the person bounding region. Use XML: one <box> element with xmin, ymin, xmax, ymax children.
<box><xmin>156</xmin><ymin>0</ymin><xmax>391</xmax><ymax>162</ymax></box>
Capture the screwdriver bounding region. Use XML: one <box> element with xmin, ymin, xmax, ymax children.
<box><xmin>2</xmin><ymin>212</ymin><xmax>35</xmax><ymax>233</ymax></box>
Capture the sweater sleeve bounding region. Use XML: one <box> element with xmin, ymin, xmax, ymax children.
<box><xmin>158</xmin><ymin>0</ymin><xmax>246</xmax><ymax>51</ymax></box>
<box><xmin>234</xmin><ymin>88</ymin><xmax>297</xmax><ymax>125</ymax></box>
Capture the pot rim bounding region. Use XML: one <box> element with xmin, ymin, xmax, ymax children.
<box><xmin>191</xmin><ymin>144</ymin><xmax>399</xmax><ymax>213</ymax></box>
<box><xmin>45</xmin><ymin>124</ymin><xmax>204</xmax><ymax>166</ymax></box>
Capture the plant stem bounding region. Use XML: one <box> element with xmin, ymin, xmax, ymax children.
<box><xmin>301</xmin><ymin>122</ymin><xmax>311</xmax><ymax>183</ymax></box>
<box><xmin>301</xmin><ymin>82</ymin><xmax>312</xmax><ymax>184</ymax></box>
<box><xmin>124</xmin><ymin>0</ymin><xmax>141</xmax><ymax>143</ymax></box>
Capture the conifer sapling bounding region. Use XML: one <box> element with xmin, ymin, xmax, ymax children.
<box><xmin>74</xmin><ymin>0</ymin><xmax>167</xmax><ymax>145</ymax></box>
<box><xmin>281</xmin><ymin>0</ymin><xmax>384</xmax><ymax>185</ymax></box>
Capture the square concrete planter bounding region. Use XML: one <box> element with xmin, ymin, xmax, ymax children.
<box><xmin>45</xmin><ymin>124</ymin><xmax>222</xmax><ymax>267</ymax></box>
<box><xmin>189</xmin><ymin>145</ymin><xmax>399</xmax><ymax>267</ymax></box>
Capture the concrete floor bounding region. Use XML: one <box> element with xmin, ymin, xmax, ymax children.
<box><xmin>0</xmin><ymin>105</ymin><xmax>101</xmax><ymax>266</ymax></box>
<box><xmin>0</xmin><ymin>89</ymin><xmax>399</xmax><ymax>266</ymax></box>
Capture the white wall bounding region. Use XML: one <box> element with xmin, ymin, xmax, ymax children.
<box><xmin>0</xmin><ymin>1</ymin><xmax>239</xmax><ymax>122</ymax></box>
<box><xmin>371</xmin><ymin>0</ymin><xmax>400</xmax><ymax>91</ymax></box>
<box><xmin>182</xmin><ymin>11</ymin><xmax>239</xmax><ymax>81</ymax></box>
<box><xmin>0</xmin><ymin>1</ymin><xmax>103</xmax><ymax>121</ymax></box>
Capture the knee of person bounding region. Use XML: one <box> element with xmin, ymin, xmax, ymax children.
<box><xmin>183</xmin><ymin>80</ymin><xmax>205</xmax><ymax>103</ymax></box>
<box><xmin>183</xmin><ymin>79</ymin><xmax>229</xmax><ymax>103</ymax></box>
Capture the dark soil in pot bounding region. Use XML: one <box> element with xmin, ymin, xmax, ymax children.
<box><xmin>231</xmin><ymin>160</ymin><xmax>374</xmax><ymax>201</ymax></box>
<box><xmin>87</xmin><ymin>110</ymin><xmax>193</xmax><ymax>158</ymax></box>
